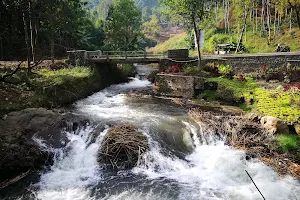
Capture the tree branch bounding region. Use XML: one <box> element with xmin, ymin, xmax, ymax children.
<box><xmin>0</xmin><ymin>62</ymin><xmax>23</xmax><ymax>82</ymax></box>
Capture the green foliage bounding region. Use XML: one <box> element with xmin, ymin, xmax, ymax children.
<box><xmin>218</xmin><ymin>64</ymin><xmax>232</xmax><ymax>75</ymax></box>
<box><xmin>142</xmin><ymin>15</ymin><xmax>162</xmax><ymax>40</ymax></box>
<box><xmin>148</xmin><ymin>32</ymin><xmax>188</xmax><ymax>54</ymax></box>
<box><xmin>0</xmin><ymin>0</ymin><xmax>105</xmax><ymax>60</ymax></box>
<box><xmin>206</xmin><ymin>77</ymin><xmax>300</xmax><ymax>124</ymax></box>
<box><xmin>104</xmin><ymin>0</ymin><xmax>143</xmax><ymax>50</ymax></box>
<box><xmin>39</xmin><ymin>67</ymin><xmax>92</xmax><ymax>78</ymax></box>
<box><xmin>183</xmin><ymin>66</ymin><xmax>209</xmax><ymax>77</ymax></box>
<box><xmin>37</xmin><ymin>67</ymin><xmax>93</xmax><ymax>85</ymax></box>
<box><xmin>118</xmin><ymin>64</ymin><xmax>137</xmax><ymax>77</ymax></box>
<box><xmin>277</xmin><ymin>134</ymin><xmax>300</xmax><ymax>154</ymax></box>
<box><xmin>205</xmin><ymin>34</ymin><xmax>233</xmax><ymax>52</ymax></box>
<box><xmin>148</xmin><ymin>69</ymin><xmax>159</xmax><ymax>82</ymax></box>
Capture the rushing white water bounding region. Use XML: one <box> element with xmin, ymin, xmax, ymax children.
<box><xmin>27</xmin><ymin>73</ymin><xmax>300</xmax><ymax>200</ymax></box>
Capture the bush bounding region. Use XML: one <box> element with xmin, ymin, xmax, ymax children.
<box><xmin>118</xmin><ymin>64</ymin><xmax>137</xmax><ymax>77</ymax></box>
<box><xmin>277</xmin><ymin>134</ymin><xmax>300</xmax><ymax>154</ymax></box>
<box><xmin>205</xmin><ymin>34</ymin><xmax>233</xmax><ymax>52</ymax></box>
<box><xmin>184</xmin><ymin>66</ymin><xmax>209</xmax><ymax>77</ymax></box>
<box><xmin>148</xmin><ymin>70</ymin><xmax>159</xmax><ymax>83</ymax></box>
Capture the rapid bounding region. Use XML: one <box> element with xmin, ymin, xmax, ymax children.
<box><xmin>2</xmin><ymin>65</ymin><xmax>300</xmax><ymax>200</ymax></box>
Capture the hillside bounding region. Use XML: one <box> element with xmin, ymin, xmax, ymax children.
<box><xmin>149</xmin><ymin>28</ymin><xmax>300</xmax><ymax>55</ymax></box>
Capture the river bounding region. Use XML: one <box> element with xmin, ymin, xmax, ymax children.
<box><xmin>1</xmin><ymin>65</ymin><xmax>300</xmax><ymax>200</ymax></box>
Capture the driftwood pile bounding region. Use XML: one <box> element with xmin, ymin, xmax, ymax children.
<box><xmin>189</xmin><ymin>109</ymin><xmax>274</xmax><ymax>148</ymax></box>
<box><xmin>98</xmin><ymin>124</ymin><xmax>149</xmax><ymax>169</ymax></box>
<box><xmin>189</xmin><ymin>108</ymin><xmax>300</xmax><ymax>179</ymax></box>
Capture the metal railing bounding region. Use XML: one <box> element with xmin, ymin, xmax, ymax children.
<box><xmin>85</xmin><ymin>50</ymin><xmax>166</xmax><ymax>60</ymax></box>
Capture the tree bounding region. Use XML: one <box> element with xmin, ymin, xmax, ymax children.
<box><xmin>161</xmin><ymin>0</ymin><xmax>213</xmax><ymax>67</ymax></box>
<box><xmin>142</xmin><ymin>15</ymin><xmax>162</xmax><ymax>40</ymax></box>
<box><xmin>233</xmin><ymin>0</ymin><xmax>252</xmax><ymax>51</ymax></box>
<box><xmin>104</xmin><ymin>0</ymin><xmax>142</xmax><ymax>50</ymax></box>
<box><xmin>289</xmin><ymin>0</ymin><xmax>300</xmax><ymax>29</ymax></box>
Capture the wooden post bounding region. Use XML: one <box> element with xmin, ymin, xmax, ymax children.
<box><xmin>125</xmin><ymin>51</ymin><xmax>127</xmax><ymax>59</ymax></box>
<box><xmin>144</xmin><ymin>50</ymin><xmax>146</xmax><ymax>59</ymax></box>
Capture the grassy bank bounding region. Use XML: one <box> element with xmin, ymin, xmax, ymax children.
<box><xmin>204</xmin><ymin>77</ymin><xmax>300</xmax><ymax>125</ymax></box>
<box><xmin>0</xmin><ymin>64</ymin><xmax>134</xmax><ymax>116</ymax></box>
<box><xmin>149</xmin><ymin>28</ymin><xmax>300</xmax><ymax>55</ymax></box>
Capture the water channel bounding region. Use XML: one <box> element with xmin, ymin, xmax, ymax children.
<box><xmin>2</xmin><ymin>65</ymin><xmax>300</xmax><ymax>200</ymax></box>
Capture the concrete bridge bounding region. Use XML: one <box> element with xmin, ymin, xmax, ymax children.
<box><xmin>67</xmin><ymin>49</ymin><xmax>200</xmax><ymax>65</ymax></box>
<box><xmin>67</xmin><ymin>50</ymin><xmax>300</xmax><ymax>73</ymax></box>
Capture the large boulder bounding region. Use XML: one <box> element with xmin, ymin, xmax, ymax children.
<box><xmin>260</xmin><ymin>116</ymin><xmax>289</xmax><ymax>134</ymax></box>
<box><xmin>98</xmin><ymin>124</ymin><xmax>149</xmax><ymax>169</ymax></box>
<box><xmin>0</xmin><ymin>108</ymin><xmax>68</xmax><ymax>185</ymax></box>
<box><xmin>294</xmin><ymin>124</ymin><xmax>300</xmax><ymax>135</ymax></box>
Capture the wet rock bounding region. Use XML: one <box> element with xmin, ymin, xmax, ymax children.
<box><xmin>158</xmin><ymin>122</ymin><xmax>194</xmax><ymax>155</ymax></box>
<box><xmin>260</xmin><ymin>116</ymin><xmax>289</xmax><ymax>134</ymax></box>
<box><xmin>294</xmin><ymin>124</ymin><xmax>300</xmax><ymax>135</ymax></box>
<box><xmin>244</xmin><ymin>113</ymin><xmax>260</xmax><ymax>122</ymax></box>
<box><xmin>245</xmin><ymin>152</ymin><xmax>256</xmax><ymax>160</ymax></box>
<box><xmin>0</xmin><ymin>108</ymin><xmax>68</xmax><ymax>183</ymax></box>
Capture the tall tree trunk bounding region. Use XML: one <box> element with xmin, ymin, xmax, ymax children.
<box><xmin>266</xmin><ymin>0</ymin><xmax>271</xmax><ymax>44</ymax></box>
<box><xmin>22</xmin><ymin>12</ymin><xmax>31</xmax><ymax>69</ymax></box>
<box><xmin>192</xmin><ymin>16</ymin><xmax>201</xmax><ymax>67</ymax></box>
<box><xmin>29</xmin><ymin>1</ymin><xmax>35</xmax><ymax>63</ymax></box>
<box><xmin>236</xmin><ymin>9</ymin><xmax>248</xmax><ymax>54</ymax></box>
<box><xmin>261</xmin><ymin>0</ymin><xmax>265</xmax><ymax>36</ymax></box>
<box><xmin>224</xmin><ymin>0</ymin><xmax>227</xmax><ymax>33</ymax></box>
<box><xmin>290</xmin><ymin>8</ymin><xmax>293</xmax><ymax>33</ymax></box>
<box><xmin>295</xmin><ymin>8</ymin><xmax>300</xmax><ymax>29</ymax></box>
<box><xmin>215</xmin><ymin>0</ymin><xmax>218</xmax><ymax>28</ymax></box>
<box><xmin>0</xmin><ymin>37</ymin><xmax>3</xmax><ymax>60</ymax></box>
<box><xmin>274</xmin><ymin>9</ymin><xmax>276</xmax><ymax>38</ymax></box>
<box><xmin>50</xmin><ymin>32</ymin><xmax>55</xmax><ymax>65</ymax></box>
<box><xmin>227</xmin><ymin>0</ymin><xmax>230</xmax><ymax>33</ymax></box>
<box><xmin>256</xmin><ymin>7</ymin><xmax>258</xmax><ymax>32</ymax></box>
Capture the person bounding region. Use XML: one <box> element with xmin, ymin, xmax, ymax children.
<box><xmin>276</xmin><ymin>43</ymin><xmax>281</xmax><ymax>52</ymax></box>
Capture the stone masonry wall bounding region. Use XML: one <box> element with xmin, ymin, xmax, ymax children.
<box><xmin>155</xmin><ymin>74</ymin><xmax>194</xmax><ymax>98</ymax></box>
<box><xmin>202</xmin><ymin>53</ymin><xmax>300</xmax><ymax>73</ymax></box>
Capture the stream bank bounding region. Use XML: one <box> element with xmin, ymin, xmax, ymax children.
<box><xmin>0</xmin><ymin>63</ymin><xmax>134</xmax><ymax>116</ymax></box>
<box><xmin>152</xmin><ymin>72</ymin><xmax>300</xmax><ymax>179</ymax></box>
<box><xmin>1</xmin><ymin>65</ymin><xmax>300</xmax><ymax>200</ymax></box>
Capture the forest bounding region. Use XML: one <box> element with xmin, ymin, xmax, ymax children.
<box><xmin>1</xmin><ymin>0</ymin><xmax>300</xmax><ymax>62</ymax></box>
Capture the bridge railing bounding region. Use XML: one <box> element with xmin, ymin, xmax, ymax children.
<box><xmin>85</xmin><ymin>50</ymin><xmax>166</xmax><ymax>59</ymax></box>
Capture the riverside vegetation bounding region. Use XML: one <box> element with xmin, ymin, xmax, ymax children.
<box><xmin>0</xmin><ymin>63</ymin><xmax>136</xmax><ymax>116</ymax></box>
<box><xmin>155</xmin><ymin>62</ymin><xmax>300</xmax><ymax>178</ymax></box>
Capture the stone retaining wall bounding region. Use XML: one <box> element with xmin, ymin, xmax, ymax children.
<box><xmin>154</xmin><ymin>74</ymin><xmax>205</xmax><ymax>98</ymax></box>
<box><xmin>202</xmin><ymin>53</ymin><xmax>300</xmax><ymax>73</ymax></box>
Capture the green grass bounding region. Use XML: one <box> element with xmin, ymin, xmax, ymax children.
<box><xmin>36</xmin><ymin>66</ymin><xmax>93</xmax><ymax>85</ymax></box>
<box><xmin>277</xmin><ymin>134</ymin><xmax>300</xmax><ymax>154</ymax></box>
<box><xmin>39</xmin><ymin>66</ymin><xmax>92</xmax><ymax>78</ymax></box>
<box><xmin>205</xmin><ymin>77</ymin><xmax>300</xmax><ymax>124</ymax></box>
<box><xmin>148</xmin><ymin>32</ymin><xmax>188</xmax><ymax>54</ymax></box>
<box><xmin>151</xmin><ymin>28</ymin><xmax>300</xmax><ymax>55</ymax></box>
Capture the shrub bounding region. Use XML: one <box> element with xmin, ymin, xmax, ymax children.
<box><xmin>218</xmin><ymin>64</ymin><xmax>232</xmax><ymax>75</ymax></box>
<box><xmin>277</xmin><ymin>134</ymin><xmax>300</xmax><ymax>153</ymax></box>
<box><xmin>184</xmin><ymin>66</ymin><xmax>209</xmax><ymax>77</ymax></box>
<box><xmin>148</xmin><ymin>70</ymin><xmax>159</xmax><ymax>83</ymax></box>
<box><xmin>205</xmin><ymin>34</ymin><xmax>232</xmax><ymax>52</ymax></box>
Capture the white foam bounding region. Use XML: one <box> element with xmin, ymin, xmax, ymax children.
<box><xmin>34</xmin><ymin>75</ymin><xmax>300</xmax><ymax>200</ymax></box>
<box><xmin>35</xmin><ymin>127</ymin><xmax>108</xmax><ymax>200</ymax></box>
<box><xmin>134</xmin><ymin>139</ymin><xmax>300</xmax><ymax>200</ymax></box>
